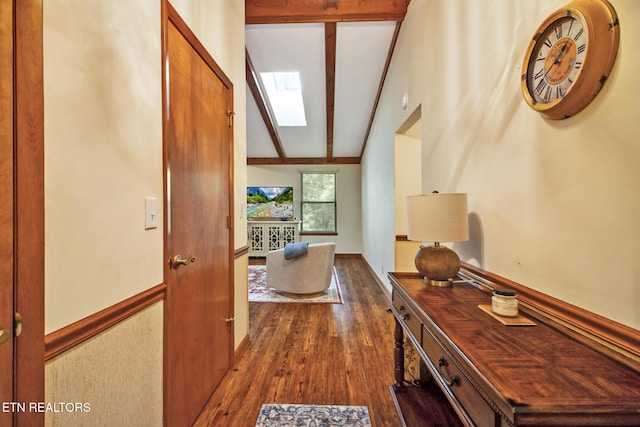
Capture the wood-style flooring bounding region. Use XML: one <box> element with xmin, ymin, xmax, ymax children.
<box><xmin>193</xmin><ymin>256</ymin><xmax>401</xmax><ymax>426</ymax></box>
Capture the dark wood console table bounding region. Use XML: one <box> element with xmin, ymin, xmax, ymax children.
<box><xmin>389</xmin><ymin>272</ymin><xmax>640</xmax><ymax>427</ymax></box>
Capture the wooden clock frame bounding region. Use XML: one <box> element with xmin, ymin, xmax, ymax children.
<box><xmin>521</xmin><ymin>0</ymin><xmax>620</xmax><ymax>120</ymax></box>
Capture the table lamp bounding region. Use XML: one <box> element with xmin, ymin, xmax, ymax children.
<box><xmin>406</xmin><ymin>192</ymin><xmax>469</xmax><ymax>287</ymax></box>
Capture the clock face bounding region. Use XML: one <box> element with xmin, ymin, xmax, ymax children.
<box><xmin>521</xmin><ymin>0</ymin><xmax>620</xmax><ymax>120</ymax></box>
<box><xmin>526</xmin><ymin>16</ymin><xmax>588</xmax><ymax>105</ymax></box>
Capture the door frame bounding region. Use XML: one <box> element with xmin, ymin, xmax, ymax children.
<box><xmin>0</xmin><ymin>0</ymin><xmax>15</xmax><ymax>422</ymax></box>
<box><xmin>162</xmin><ymin>3</ymin><xmax>236</xmax><ymax>424</ymax></box>
<box><xmin>11</xmin><ymin>0</ymin><xmax>45</xmax><ymax>425</ymax></box>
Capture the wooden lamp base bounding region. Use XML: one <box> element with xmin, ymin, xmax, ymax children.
<box><xmin>414</xmin><ymin>244</ymin><xmax>460</xmax><ymax>287</ymax></box>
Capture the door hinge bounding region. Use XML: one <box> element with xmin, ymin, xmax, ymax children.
<box><xmin>14</xmin><ymin>312</ymin><xmax>22</xmax><ymax>337</ymax></box>
<box><xmin>227</xmin><ymin>111</ymin><xmax>235</xmax><ymax>127</ymax></box>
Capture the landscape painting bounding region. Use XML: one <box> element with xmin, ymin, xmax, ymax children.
<box><xmin>247</xmin><ymin>187</ymin><xmax>294</xmax><ymax>219</ymax></box>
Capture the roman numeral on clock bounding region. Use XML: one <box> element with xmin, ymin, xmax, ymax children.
<box><xmin>555</xmin><ymin>26</ymin><xmax>563</xmax><ymax>40</ymax></box>
<box><xmin>535</xmin><ymin>78</ymin><xmax>547</xmax><ymax>96</ymax></box>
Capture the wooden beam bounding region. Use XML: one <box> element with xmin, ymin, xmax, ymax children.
<box><xmin>360</xmin><ymin>21</ymin><xmax>403</xmax><ymax>159</ymax></box>
<box><xmin>246</xmin><ymin>0</ymin><xmax>410</xmax><ymax>24</ymax></box>
<box><xmin>245</xmin><ymin>49</ymin><xmax>287</xmax><ymax>161</ymax></box>
<box><xmin>247</xmin><ymin>157</ymin><xmax>360</xmax><ymax>165</ymax></box>
<box><xmin>325</xmin><ymin>22</ymin><xmax>336</xmax><ymax>160</ymax></box>
<box><xmin>324</xmin><ymin>0</ymin><xmax>339</xmax><ymax>9</ymax></box>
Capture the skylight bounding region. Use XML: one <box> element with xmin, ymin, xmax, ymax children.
<box><xmin>260</xmin><ymin>71</ymin><xmax>307</xmax><ymax>127</ymax></box>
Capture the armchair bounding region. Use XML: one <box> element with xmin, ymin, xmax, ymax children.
<box><xmin>266</xmin><ymin>242</ymin><xmax>336</xmax><ymax>295</ymax></box>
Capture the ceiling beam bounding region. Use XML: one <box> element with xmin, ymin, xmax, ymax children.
<box><xmin>245</xmin><ymin>1</ymin><xmax>410</xmax><ymax>165</ymax></box>
<box><xmin>246</xmin><ymin>0</ymin><xmax>411</xmax><ymax>24</ymax></box>
<box><xmin>245</xmin><ymin>49</ymin><xmax>287</xmax><ymax>161</ymax></box>
<box><xmin>247</xmin><ymin>157</ymin><xmax>360</xmax><ymax>165</ymax></box>
<box><xmin>325</xmin><ymin>22</ymin><xmax>336</xmax><ymax>160</ymax></box>
<box><xmin>359</xmin><ymin>20</ymin><xmax>403</xmax><ymax>159</ymax></box>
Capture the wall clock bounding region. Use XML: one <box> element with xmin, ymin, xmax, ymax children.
<box><xmin>521</xmin><ymin>0</ymin><xmax>620</xmax><ymax>120</ymax></box>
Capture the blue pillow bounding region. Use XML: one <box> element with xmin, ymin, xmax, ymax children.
<box><xmin>284</xmin><ymin>242</ymin><xmax>309</xmax><ymax>260</ymax></box>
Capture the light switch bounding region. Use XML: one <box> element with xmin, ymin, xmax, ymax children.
<box><xmin>145</xmin><ymin>197</ymin><xmax>158</xmax><ymax>230</ymax></box>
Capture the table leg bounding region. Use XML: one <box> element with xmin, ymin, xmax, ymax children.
<box><xmin>394</xmin><ymin>316</ymin><xmax>405</xmax><ymax>387</ymax></box>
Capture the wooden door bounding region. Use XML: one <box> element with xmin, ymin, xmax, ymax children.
<box><xmin>164</xmin><ymin>7</ymin><xmax>234</xmax><ymax>427</ymax></box>
<box><xmin>0</xmin><ymin>0</ymin><xmax>15</xmax><ymax>423</ymax></box>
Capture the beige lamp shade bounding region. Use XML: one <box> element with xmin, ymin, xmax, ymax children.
<box><xmin>406</xmin><ymin>193</ymin><xmax>469</xmax><ymax>243</ymax></box>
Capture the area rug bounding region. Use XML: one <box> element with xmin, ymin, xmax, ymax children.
<box><xmin>255</xmin><ymin>404</ymin><xmax>371</xmax><ymax>427</ymax></box>
<box><xmin>248</xmin><ymin>265</ymin><xmax>343</xmax><ymax>304</ymax></box>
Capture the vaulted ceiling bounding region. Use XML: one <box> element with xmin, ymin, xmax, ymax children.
<box><xmin>245</xmin><ymin>0</ymin><xmax>411</xmax><ymax>165</ymax></box>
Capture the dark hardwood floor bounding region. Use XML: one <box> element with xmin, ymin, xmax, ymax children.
<box><xmin>193</xmin><ymin>256</ymin><xmax>401</xmax><ymax>426</ymax></box>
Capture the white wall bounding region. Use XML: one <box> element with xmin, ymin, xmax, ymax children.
<box><xmin>363</xmin><ymin>0</ymin><xmax>640</xmax><ymax>329</ymax></box>
<box><xmin>44</xmin><ymin>1</ymin><xmax>164</xmax><ymax>424</ymax></box>
<box><xmin>44</xmin><ymin>0</ymin><xmax>247</xmax><ymax>342</ymax></box>
<box><xmin>43</xmin><ymin>0</ymin><xmax>247</xmax><ymax>424</ymax></box>
<box><xmin>394</xmin><ymin>132</ymin><xmax>422</xmax><ymax>235</ymax></box>
<box><xmin>247</xmin><ymin>164</ymin><xmax>362</xmax><ymax>254</ymax></box>
<box><xmin>44</xmin><ymin>0</ymin><xmax>163</xmax><ymax>334</ymax></box>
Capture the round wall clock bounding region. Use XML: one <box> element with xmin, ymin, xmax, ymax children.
<box><xmin>521</xmin><ymin>0</ymin><xmax>620</xmax><ymax>120</ymax></box>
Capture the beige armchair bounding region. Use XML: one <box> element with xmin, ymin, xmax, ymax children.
<box><xmin>266</xmin><ymin>242</ymin><xmax>336</xmax><ymax>295</ymax></box>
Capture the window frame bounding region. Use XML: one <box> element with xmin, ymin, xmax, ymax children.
<box><xmin>300</xmin><ymin>172</ymin><xmax>337</xmax><ymax>234</ymax></box>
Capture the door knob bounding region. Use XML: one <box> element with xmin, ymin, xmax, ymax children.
<box><xmin>0</xmin><ymin>327</ymin><xmax>10</xmax><ymax>345</ymax></box>
<box><xmin>0</xmin><ymin>313</ymin><xmax>22</xmax><ymax>345</ymax></box>
<box><xmin>172</xmin><ymin>255</ymin><xmax>196</xmax><ymax>269</ymax></box>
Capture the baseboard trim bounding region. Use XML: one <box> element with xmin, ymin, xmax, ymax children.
<box><xmin>234</xmin><ymin>334</ymin><xmax>250</xmax><ymax>362</ymax></box>
<box><xmin>44</xmin><ymin>283</ymin><xmax>167</xmax><ymax>361</ymax></box>
<box><xmin>361</xmin><ymin>255</ymin><xmax>392</xmax><ymax>302</ymax></box>
<box><xmin>335</xmin><ymin>253</ymin><xmax>361</xmax><ymax>258</ymax></box>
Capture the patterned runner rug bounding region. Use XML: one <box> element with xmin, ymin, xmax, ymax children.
<box><xmin>248</xmin><ymin>265</ymin><xmax>343</xmax><ymax>304</ymax></box>
<box><xmin>255</xmin><ymin>404</ymin><xmax>371</xmax><ymax>427</ymax></box>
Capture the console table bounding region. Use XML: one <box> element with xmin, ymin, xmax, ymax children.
<box><xmin>389</xmin><ymin>272</ymin><xmax>640</xmax><ymax>427</ymax></box>
<box><xmin>247</xmin><ymin>220</ymin><xmax>300</xmax><ymax>257</ymax></box>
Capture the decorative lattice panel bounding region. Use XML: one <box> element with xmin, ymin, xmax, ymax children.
<box><xmin>268</xmin><ymin>226</ymin><xmax>281</xmax><ymax>251</ymax></box>
<box><xmin>249</xmin><ymin>225</ymin><xmax>265</xmax><ymax>253</ymax></box>
<box><xmin>281</xmin><ymin>225</ymin><xmax>297</xmax><ymax>245</ymax></box>
<box><xmin>248</xmin><ymin>221</ymin><xmax>300</xmax><ymax>256</ymax></box>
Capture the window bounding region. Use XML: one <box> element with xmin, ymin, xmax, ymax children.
<box><xmin>260</xmin><ymin>71</ymin><xmax>307</xmax><ymax>127</ymax></box>
<box><xmin>301</xmin><ymin>172</ymin><xmax>336</xmax><ymax>233</ymax></box>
